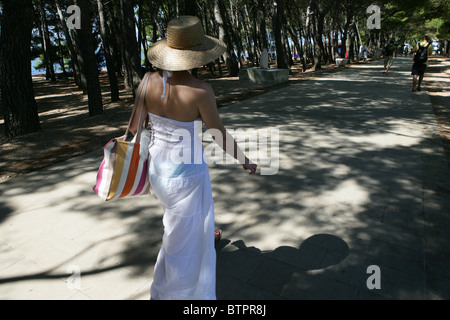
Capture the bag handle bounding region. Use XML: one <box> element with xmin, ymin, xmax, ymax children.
<box><xmin>122</xmin><ymin>72</ymin><xmax>152</xmax><ymax>143</ymax></box>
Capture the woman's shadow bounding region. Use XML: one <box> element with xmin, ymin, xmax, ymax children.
<box><xmin>216</xmin><ymin>233</ymin><xmax>351</xmax><ymax>300</ymax></box>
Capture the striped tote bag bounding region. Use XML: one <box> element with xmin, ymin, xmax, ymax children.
<box><xmin>93</xmin><ymin>73</ymin><xmax>151</xmax><ymax>201</ymax></box>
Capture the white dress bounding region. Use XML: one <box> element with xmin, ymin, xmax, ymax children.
<box><xmin>148</xmin><ymin>112</ymin><xmax>216</xmax><ymax>300</ymax></box>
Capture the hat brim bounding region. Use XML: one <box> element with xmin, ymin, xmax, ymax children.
<box><xmin>147</xmin><ymin>36</ymin><xmax>227</xmax><ymax>71</ymax></box>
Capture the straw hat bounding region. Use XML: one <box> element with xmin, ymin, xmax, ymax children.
<box><xmin>147</xmin><ymin>16</ymin><xmax>227</xmax><ymax>71</ymax></box>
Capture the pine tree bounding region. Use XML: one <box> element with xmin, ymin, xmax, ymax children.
<box><xmin>0</xmin><ymin>0</ymin><xmax>41</xmax><ymax>138</ymax></box>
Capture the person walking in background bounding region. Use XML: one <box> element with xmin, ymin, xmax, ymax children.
<box><xmin>359</xmin><ymin>45</ymin><xmax>368</xmax><ymax>62</ymax></box>
<box><xmin>383</xmin><ymin>39</ymin><xmax>397</xmax><ymax>74</ymax></box>
<box><xmin>129</xmin><ymin>16</ymin><xmax>257</xmax><ymax>300</ymax></box>
<box><xmin>411</xmin><ymin>36</ymin><xmax>433</xmax><ymax>92</ymax></box>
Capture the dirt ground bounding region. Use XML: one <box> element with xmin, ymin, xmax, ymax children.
<box><xmin>1</xmin><ymin>57</ymin><xmax>449</xmax><ymax>183</ymax></box>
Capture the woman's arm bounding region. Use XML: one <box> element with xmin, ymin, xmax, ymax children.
<box><xmin>129</xmin><ymin>78</ymin><xmax>150</xmax><ymax>136</ymax></box>
<box><xmin>198</xmin><ymin>84</ymin><xmax>257</xmax><ymax>174</ymax></box>
<box><xmin>129</xmin><ymin>100</ymin><xmax>147</xmax><ymax>136</ymax></box>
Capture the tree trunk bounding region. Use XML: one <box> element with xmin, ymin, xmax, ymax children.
<box><xmin>214</xmin><ymin>0</ymin><xmax>239</xmax><ymax>76</ymax></box>
<box><xmin>38</xmin><ymin>2</ymin><xmax>56</xmax><ymax>82</ymax></box>
<box><xmin>97</xmin><ymin>0</ymin><xmax>120</xmax><ymax>102</ymax></box>
<box><xmin>273</xmin><ymin>0</ymin><xmax>289</xmax><ymax>69</ymax></box>
<box><xmin>137</xmin><ymin>0</ymin><xmax>151</xmax><ymax>71</ymax></box>
<box><xmin>312</xmin><ymin>14</ymin><xmax>324</xmax><ymax>70</ymax></box>
<box><xmin>257</xmin><ymin>0</ymin><xmax>269</xmax><ymax>50</ymax></box>
<box><xmin>299</xmin><ymin>28</ymin><xmax>307</xmax><ymax>71</ymax></box>
<box><xmin>228</xmin><ymin>3</ymin><xmax>245</xmax><ymax>68</ymax></box>
<box><xmin>73</xmin><ymin>0</ymin><xmax>103</xmax><ymax>116</ymax></box>
<box><xmin>303</xmin><ymin>6</ymin><xmax>313</xmax><ymax>67</ymax></box>
<box><xmin>342</xmin><ymin>19</ymin><xmax>350</xmax><ymax>59</ymax></box>
<box><xmin>55</xmin><ymin>24</ymin><xmax>68</xmax><ymax>78</ymax></box>
<box><xmin>120</xmin><ymin>0</ymin><xmax>142</xmax><ymax>92</ymax></box>
<box><xmin>344</xmin><ymin>16</ymin><xmax>357</xmax><ymax>63</ymax></box>
<box><xmin>355</xmin><ymin>19</ymin><xmax>362</xmax><ymax>61</ymax></box>
<box><xmin>0</xmin><ymin>0</ymin><xmax>40</xmax><ymax>138</ymax></box>
<box><xmin>183</xmin><ymin>0</ymin><xmax>198</xmax><ymax>16</ymax></box>
<box><xmin>105</xmin><ymin>4</ymin><xmax>126</xmax><ymax>79</ymax></box>
<box><xmin>332</xmin><ymin>25</ymin><xmax>339</xmax><ymax>60</ymax></box>
<box><xmin>55</xmin><ymin>0</ymin><xmax>83</xmax><ymax>89</ymax></box>
<box><xmin>311</xmin><ymin>3</ymin><xmax>331</xmax><ymax>70</ymax></box>
<box><xmin>287</xmin><ymin>24</ymin><xmax>303</xmax><ymax>66</ymax></box>
<box><xmin>283</xmin><ymin>28</ymin><xmax>293</xmax><ymax>66</ymax></box>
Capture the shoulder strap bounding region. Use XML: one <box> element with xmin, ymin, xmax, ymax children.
<box><xmin>123</xmin><ymin>72</ymin><xmax>152</xmax><ymax>143</ymax></box>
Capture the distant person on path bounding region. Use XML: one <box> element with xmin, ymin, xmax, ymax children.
<box><xmin>383</xmin><ymin>39</ymin><xmax>397</xmax><ymax>74</ymax></box>
<box><xmin>411</xmin><ymin>36</ymin><xmax>433</xmax><ymax>92</ymax></box>
<box><xmin>129</xmin><ymin>16</ymin><xmax>257</xmax><ymax>300</ymax></box>
<box><xmin>359</xmin><ymin>45</ymin><xmax>368</xmax><ymax>62</ymax></box>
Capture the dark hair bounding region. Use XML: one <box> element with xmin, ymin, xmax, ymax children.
<box><xmin>424</xmin><ymin>36</ymin><xmax>430</xmax><ymax>42</ymax></box>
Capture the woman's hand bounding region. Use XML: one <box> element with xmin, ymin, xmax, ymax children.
<box><xmin>242</xmin><ymin>162</ymin><xmax>257</xmax><ymax>175</ymax></box>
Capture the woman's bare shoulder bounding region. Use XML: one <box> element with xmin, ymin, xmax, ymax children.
<box><xmin>148</xmin><ymin>71</ymin><xmax>161</xmax><ymax>81</ymax></box>
<box><xmin>191</xmin><ymin>78</ymin><xmax>215</xmax><ymax>98</ymax></box>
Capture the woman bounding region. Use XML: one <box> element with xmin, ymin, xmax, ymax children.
<box><xmin>130</xmin><ymin>16</ymin><xmax>257</xmax><ymax>300</ymax></box>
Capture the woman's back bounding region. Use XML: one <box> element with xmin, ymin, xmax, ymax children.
<box><xmin>145</xmin><ymin>71</ymin><xmax>211</xmax><ymax>123</ymax></box>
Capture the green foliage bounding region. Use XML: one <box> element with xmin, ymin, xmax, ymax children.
<box><xmin>33</xmin><ymin>54</ymin><xmax>46</xmax><ymax>71</ymax></box>
<box><xmin>379</xmin><ymin>0</ymin><xmax>450</xmax><ymax>41</ymax></box>
<box><xmin>438</xmin><ymin>20</ymin><xmax>450</xmax><ymax>39</ymax></box>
